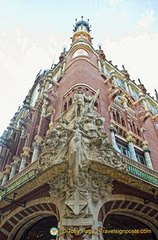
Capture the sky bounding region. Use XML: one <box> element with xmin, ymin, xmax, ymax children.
<box><xmin>0</xmin><ymin>0</ymin><xmax>158</xmax><ymax>135</ymax></box>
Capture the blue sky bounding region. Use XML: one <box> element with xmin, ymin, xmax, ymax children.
<box><xmin>0</xmin><ymin>0</ymin><xmax>158</xmax><ymax>135</ymax></box>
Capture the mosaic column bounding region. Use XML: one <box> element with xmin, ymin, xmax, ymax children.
<box><xmin>0</xmin><ymin>172</ymin><xmax>4</xmax><ymax>186</ymax></box>
<box><xmin>141</xmin><ymin>141</ymin><xmax>153</xmax><ymax>169</ymax></box>
<box><xmin>19</xmin><ymin>147</ymin><xmax>31</xmax><ymax>172</ymax></box>
<box><xmin>9</xmin><ymin>156</ymin><xmax>20</xmax><ymax>179</ymax></box>
<box><xmin>2</xmin><ymin>165</ymin><xmax>11</xmax><ymax>185</ymax></box>
<box><xmin>125</xmin><ymin>132</ymin><xmax>137</xmax><ymax>161</ymax></box>
<box><xmin>31</xmin><ymin>135</ymin><xmax>43</xmax><ymax>163</ymax></box>
<box><xmin>109</xmin><ymin>126</ymin><xmax>120</xmax><ymax>152</ymax></box>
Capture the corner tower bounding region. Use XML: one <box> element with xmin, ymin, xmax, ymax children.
<box><xmin>0</xmin><ymin>18</ymin><xmax>158</xmax><ymax>240</ymax></box>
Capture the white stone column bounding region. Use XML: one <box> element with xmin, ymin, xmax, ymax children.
<box><xmin>127</xmin><ymin>83</ymin><xmax>133</xmax><ymax>96</ymax></box>
<box><xmin>31</xmin><ymin>135</ymin><xmax>43</xmax><ymax>162</ymax></box>
<box><xmin>125</xmin><ymin>132</ymin><xmax>137</xmax><ymax>161</ymax></box>
<box><xmin>110</xmin><ymin>69</ymin><xmax>117</xmax><ymax>87</ymax></box>
<box><xmin>97</xmin><ymin>58</ymin><xmax>102</xmax><ymax>71</ymax></box>
<box><xmin>123</xmin><ymin>79</ymin><xmax>129</xmax><ymax>94</ymax></box>
<box><xmin>103</xmin><ymin>62</ymin><xmax>106</xmax><ymax>74</ymax></box>
<box><xmin>139</xmin><ymin>91</ymin><xmax>149</xmax><ymax>111</ymax></box>
<box><xmin>19</xmin><ymin>147</ymin><xmax>31</xmax><ymax>172</ymax></box>
<box><xmin>141</xmin><ymin>141</ymin><xmax>153</xmax><ymax>169</ymax></box>
<box><xmin>109</xmin><ymin>126</ymin><xmax>120</xmax><ymax>152</ymax></box>
<box><xmin>62</xmin><ymin>60</ymin><xmax>66</xmax><ymax>73</ymax></box>
<box><xmin>44</xmin><ymin>78</ymin><xmax>51</xmax><ymax>93</ymax></box>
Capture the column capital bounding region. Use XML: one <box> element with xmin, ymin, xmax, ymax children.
<box><xmin>3</xmin><ymin>164</ymin><xmax>11</xmax><ymax>175</ymax></box>
<box><xmin>141</xmin><ymin>140</ymin><xmax>150</xmax><ymax>152</ymax></box>
<box><xmin>125</xmin><ymin>131</ymin><xmax>135</xmax><ymax>143</ymax></box>
<box><xmin>20</xmin><ymin>147</ymin><xmax>31</xmax><ymax>158</ymax></box>
<box><xmin>109</xmin><ymin>126</ymin><xmax>117</xmax><ymax>133</ymax></box>
<box><xmin>33</xmin><ymin>135</ymin><xmax>43</xmax><ymax>148</ymax></box>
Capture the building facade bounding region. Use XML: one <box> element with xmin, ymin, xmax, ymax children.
<box><xmin>0</xmin><ymin>18</ymin><xmax>158</xmax><ymax>240</ymax></box>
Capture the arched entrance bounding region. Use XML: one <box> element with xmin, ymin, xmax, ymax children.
<box><xmin>103</xmin><ymin>214</ymin><xmax>157</xmax><ymax>240</ymax></box>
<box><xmin>19</xmin><ymin>215</ymin><xmax>58</xmax><ymax>240</ymax></box>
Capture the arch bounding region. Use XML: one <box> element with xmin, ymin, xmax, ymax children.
<box><xmin>68</xmin><ymin>98</ymin><xmax>72</xmax><ymax>106</ymax></box>
<box><xmin>98</xmin><ymin>195</ymin><xmax>158</xmax><ymax>238</ymax></box>
<box><xmin>63</xmin><ymin>102</ymin><xmax>67</xmax><ymax>111</ymax></box>
<box><xmin>72</xmin><ymin>48</ymin><xmax>88</xmax><ymax>58</ymax></box>
<box><xmin>0</xmin><ymin>197</ymin><xmax>59</xmax><ymax>240</ymax></box>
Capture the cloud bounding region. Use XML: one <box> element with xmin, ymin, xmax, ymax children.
<box><xmin>136</xmin><ymin>9</ymin><xmax>155</xmax><ymax>33</ymax></box>
<box><xmin>0</xmin><ymin>27</ymin><xmax>69</xmax><ymax>135</ymax></box>
<box><xmin>107</xmin><ymin>0</ymin><xmax>123</xmax><ymax>5</ymax></box>
<box><xmin>102</xmin><ymin>32</ymin><xmax>158</xmax><ymax>96</ymax></box>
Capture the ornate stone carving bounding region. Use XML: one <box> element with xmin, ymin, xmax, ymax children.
<box><xmin>89</xmin><ymin>170</ymin><xmax>113</xmax><ymax>203</ymax></box>
<box><xmin>40</xmin><ymin>90</ymin><xmax>126</xmax><ymax>225</ymax></box>
<box><xmin>65</xmin><ymin>189</ymin><xmax>90</xmax><ymax>218</ymax></box>
<box><xmin>49</xmin><ymin>172</ymin><xmax>67</xmax><ymax>200</ymax></box>
<box><xmin>37</xmin><ymin>89</ymin><xmax>126</xmax><ymax>174</ymax></box>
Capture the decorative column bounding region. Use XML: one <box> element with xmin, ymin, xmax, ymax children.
<box><xmin>31</xmin><ymin>135</ymin><xmax>43</xmax><ymax>162</ymax></box>
<box><xmin>102</xmin><ymin>62</ymin><xmax>106</xmax><ymax>74</ymax></box>
<box><xmin>127</xmin><ymin>83</ymin><xmax>134</xmax><ymax>96</ymax></box>
<box><xmin>109</xmin><ymin>126</ymin><xmax>120</xmax><ymax>152</ymax></box>
<box><xmin>2</xmin><ymin>165</ymin><xmax>11</xmax><ymax>185</ymax></box>
<box><xmin>57</xmin><ymin>64</ymin><xmax>62</xmax><ymax>79</ymax></box>
<box><xmin>39</xmin><ymin>83</ymin><xmax>45</xmax><ymax>99</ymax></box>
<box><xmin>36</xmin><ymin>86</ymin><xmax>42</xmax><ymax>103</ymax></box>
<box><xmin>62</xmin><ymin>60</ymin><xmax>66</xmax><ymax>73</ymax></box>
<box><xmin>123</xmin><ymin>79</ymin><xmax>130</xmax><ymax>94</ymax></box>
<box><xmin>19</xmin><ymin>147</ymin><xmax>31</xmax><ymax>172</ymax></box>
<box><xmin>125</xmin><ymin>132</ymin><xmax>137</xmax><ymax>161</ymax></box>
<box><xmin>9</xmin><ymin>156</ymin><xmax>20</xmax><ymax>179</ymax></box>
<box><xmin>110</xmin><ymin>69</ymin><xmax>117</xmax><ymax>87</ymax></box>
<box><xmin>97</xmin><ymin>58</ymin><xmax>102</xmax><ymax>71</ymax></box>
<box><xmin>141</xmin><ymin>141</ymin><xmax>153</xmax><ymax>169</ymax></box>
<box><xmin>138</xmin><ymin>91</ymin><xmax>149</xmax><ymax>111</ymax></box>
<box><xmin>0</xmin><ymin>172</ymin><xmax>4</xmax><ymax>186</ymax></box>
<box><xmin>44</xmin><ymin>78</ymin><xmax>51</xmax><ymax>93</ymax></box>
<box><xmin>120</xmin><ymin>93</ymin><xmax>128</xmax><ymax>109</ymax></box>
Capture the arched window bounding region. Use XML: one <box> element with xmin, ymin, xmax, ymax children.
<box><xmin>94</xmin><ymin>101</ymin><xmax>98</xmax><ymax>109</ymax></box>
<box><xmin>116</xmin><ymin>111</ymin><xmax>120</xmax><ymax>124</ymax></box>
<box><xmin>121</xmin><ymin>117</ymin><xmax>125</xmax><ymax>127</ymax></box>
<box><xmin>113</xmin><ymin>111</ymin><xmax>116</xmax><ymax>121</ymax></box>
<box><xmin>63</xmin><ymin>102</ymin><xmax>67</xmax><ymax>111</ymax></box>
<box><xmin>68</xmin><ymin>98</ymin><xmax>72</xmax><ymax>106</ymax></box>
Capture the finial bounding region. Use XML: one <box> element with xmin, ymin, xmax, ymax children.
<box><xmin>98</xmin><ymin>44</ymin><xmax>102</xmax><ymax>50</ymax></box>
<box><xmin>122</xmin><ymin>65</ymin><xmax>125</xmax><ymax>70</ymax></box>
<box><xmin>81</xmin><ymin>16</ymin><xmax>83</xmax><ymax>19</ymax></box>
<box><xmin>155</xmin><ymin>89</ymin><xmax>158</xmax><ymax>100</ymax></box>
<box><xmin>138</xmin><ymin>78</ymin><xmax>142</xmax><ymax>84</ymax></box>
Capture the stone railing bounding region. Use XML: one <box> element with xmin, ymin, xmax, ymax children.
<box><xmin>121</xmin><ymin>154</ymin><xmax>158</xmax><ymax>186</ymax></box>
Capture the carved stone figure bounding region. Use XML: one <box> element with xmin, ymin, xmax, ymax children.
<box><xmin>38</xmin><ymin>89</ymin><xmax>126</xmax><ymax>227</ymax></box>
